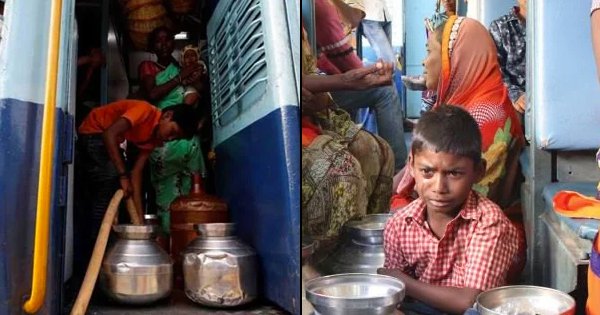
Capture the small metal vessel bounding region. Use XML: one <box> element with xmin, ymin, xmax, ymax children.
<box><xmin>182</xmin><ymin>223</ymin><xmax>257</xmax><ymax>307</ymax></box>
<box><xmin>476</xmin><ymin>285</ymin><xmax>576</xmax><ymax>315</ymax></box>
<box><xmin>99</xmin><ymin>224</ymin><xmax>173</xmax><ymax>304</ymax></box>
<box><xmin>305</xmin><ymin>273</ymin><xmax>405</xmax><ymax>315</ymax></box>
<box><xmin>320</xmin><ymin>214</ymin><xmax>391</xmax><ymax>274</ymax></box>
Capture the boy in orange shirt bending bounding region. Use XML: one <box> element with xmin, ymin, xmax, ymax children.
<box><xmin>76</xmin><ymin>99</ymin><xmax>199</xmax><ymax>267</ymax></box>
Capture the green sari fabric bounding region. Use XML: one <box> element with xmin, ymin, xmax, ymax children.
<box><xmin>154</xmin><ymin>63</ymin><xmax>185</xmax><ymax>109</ymax></box>
<box><xmin>149</xmin><ymin>62</ymin><xmax>206</xmax><ymax>233</ymax></box>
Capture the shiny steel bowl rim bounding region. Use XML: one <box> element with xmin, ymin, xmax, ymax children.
<box><xmin>476</xmin><ymin>285</ymin><xmax>576</xmax><ymax>314</ymax></box>
<box><xmin>194</xmin><ymin>222</ymin><xmax>235</xmax><ymax>237</ymax></box>
<box><xmin>305</xmin><ymin>273</ymin><xmax>405</xmax><ymax>309</ymax></box>
<box><xmin>344</xmin><ymin>214</ymin><xmax>390</xmax><ymax>244</ymax></box>
<box><xmin>113</xmin><ymin>224</ymin><xmax>158</xmax><ymax>239</ymax></box>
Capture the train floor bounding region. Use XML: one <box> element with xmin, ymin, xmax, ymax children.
<box><xmin>63</xmin><ymin>285</ymin><xmax>288</xmax><ymax>314</ymax></box>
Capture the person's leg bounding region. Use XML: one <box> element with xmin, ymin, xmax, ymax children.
<box><xmin>361</xmin><ymin>19</ymin><xmax>396</xmax><ymax>64</ymax></box>
<box><xmin>78</xmin><ymin>136</ymin><xmax>119</xmax><ymax>266</ymax></box>
<box><xmin>330</xmin><ymin>86</ymin><xmax>408</xmax><ymax>171</ymax></box>
<box><xmin>382</xmin><ymin>20</ymin><xmax>392</xmax><ymax>45</ymax></box>
<box><xmin>361</xmin><ymin>19</ymin><xmax>402</xmax><ymax>85</ymax></box>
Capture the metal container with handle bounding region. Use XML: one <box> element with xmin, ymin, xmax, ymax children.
<box><xmin>319</xmin><ymin>214</ymin><xmax>391</xmax><ymax>274</ymax></box>
<box><xmin>99</xmin><ymin>224</ymin><xmax>173</xmax><ymax>304</ymax></box>
<box><xmin>182</xmin><ymin>223</ymin><xmax>257</xmax><ymax>307</ymax></box>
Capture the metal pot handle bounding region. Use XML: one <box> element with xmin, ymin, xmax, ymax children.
<box><xmin>204</xmin><ymin>253</ymin><xmax>228</xmax><ymax>260</ymax></box>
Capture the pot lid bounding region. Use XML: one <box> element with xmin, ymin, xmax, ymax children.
<box><xmin>344</xmin><ymin>214</ymin><xmax>391</xmax><ymax>244</ymax></box>
<box><xmin>113</xmin><ymin>224</ymin><xmax>157</xmax><ymax>240</ymax></box>
<box><xmin>194</xmin><ymin>223</ymin><xmax>235</xmax><ymax>237</ymax></box>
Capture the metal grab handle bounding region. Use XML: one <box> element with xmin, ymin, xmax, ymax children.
<box><xmin>23</xmin><ymin>0</ymin><xmax>63</xmax><ymax>312</ymax></box>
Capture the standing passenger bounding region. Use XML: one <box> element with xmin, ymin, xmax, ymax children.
<box><xmin>489</xmin><ymin>0</ymin><xmax>527</xmax><ymax>116</ymax></box>
<box><xmin>138</xmin><ymin>26</ymin><xmax>206</xmax><ymax>235</ymax></box>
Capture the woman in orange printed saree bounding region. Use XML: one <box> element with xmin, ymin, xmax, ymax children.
<box><xmin>301</xmin><ymin>27</ymin><xmax>394</xmax><ymax>253</ymax></box>
<box><xmin>393</xmin><ymin>16</ymin><xmax>524</xmax><ymax>211</ymax></box>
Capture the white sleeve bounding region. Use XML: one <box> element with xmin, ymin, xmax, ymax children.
<box><xmin>592</xmin><ymin>0</ymin><xmax>600</xmax><ymax>14</ymax></box>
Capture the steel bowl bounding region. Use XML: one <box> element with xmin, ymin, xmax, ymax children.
<box><xmin>305</xmin><ymin>273</ymin><xmax>405</xmax><ymax>315</ymax></box>
<box><xmin>476</xmin><ymin>285</ymin><xmax>576</xmax><ymax>315</ymax></box>
<box><xmin>345</xmin><ymin>214</ymin><xmax>391</xmax><ymax>245</ymax></box>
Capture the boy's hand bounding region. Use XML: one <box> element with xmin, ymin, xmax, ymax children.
<box><xmin>119</xmin><ymin>176</ymin><xmax>133</xmax><ymax>198</ymax></box>
<box><xmin>341</xmin><ymin>60</ymin><xmax>393</xmax><ymax>90</ymax></box>
<box><xmin>377</xmin><ymin>267</ymin><xmax>396</xmax><ymax>277</ymax></box>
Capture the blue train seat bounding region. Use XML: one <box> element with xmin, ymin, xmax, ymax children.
<box><xmin>525</xmin><ymin>0</ymin><xmax>600</xmax><ymax>293</ymax></box>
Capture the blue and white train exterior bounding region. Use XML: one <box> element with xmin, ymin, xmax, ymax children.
<box><xmin>0</xmin><ymin>0</ymin><xmax>300</xmax><ymax>313</ymax></box>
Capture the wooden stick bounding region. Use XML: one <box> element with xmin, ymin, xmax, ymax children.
<box><xmin>70</xmin><ymin>189</ymin><xmax>123</xmax><ymax>315</ymax></box>
<box><xmin>125</xmin><ymin>198</ymin><xmax>142</xmax><ymax>225</ymax></box>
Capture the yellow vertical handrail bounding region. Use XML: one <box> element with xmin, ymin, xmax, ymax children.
<box><xmin>23</xmin><ymin>0</ymin><xmax>63</xmax><ymax>312</ymax></box>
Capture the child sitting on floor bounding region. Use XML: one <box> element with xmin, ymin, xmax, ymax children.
<box><xmin>379</xmin><ymin>105</ymin><xmax>519</xmax><ymax>315</ymax></box>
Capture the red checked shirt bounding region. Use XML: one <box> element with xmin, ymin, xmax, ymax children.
<box><xmin>383</xmin><ymin>191</ymin><xmax>519</xmax><ymax>291</ymax></box>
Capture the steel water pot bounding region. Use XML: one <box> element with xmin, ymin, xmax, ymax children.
<box><xmin>319</xmin><ymin>214</ymin><xmax>391</xmax><ymax>274</ymax></box>
<box><xmin>182</xmin><ymin>223</ymin><xmax>257</xmax><ymax>307</ymax></box>
<box><xmin>99</xmin><ymin>224</ymin><xmax>173</xmax><ymax>304</ymax></box>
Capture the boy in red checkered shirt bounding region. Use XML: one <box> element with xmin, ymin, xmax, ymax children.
<box><xmin>378</xmin><ymin>105</ymin><xmax>519</xmax><ymax>314</ymax></box>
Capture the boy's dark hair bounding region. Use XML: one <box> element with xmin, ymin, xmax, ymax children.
<box><xmin>147</xmin><ymin>26</ymin><xmax>174</xmax><ymax>50</ymax></box>
<box><xmin>412</xmin><ymin>105</ymin><xmax>482</xmax><ymax>166</ymax></box>
<box><xmin>162</xmin><ymin>104</ymin><xmax>200</xmax><ymax>139</ymax></box>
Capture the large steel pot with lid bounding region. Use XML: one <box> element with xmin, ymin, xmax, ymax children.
<box><xmin>319</xmin><ymin>214</ymin><xmax>391</xmax><ymax>274</ymax></box>
<box><xmin>99</xmin><ymin>224</ymin><xmax>173</xmax><ymax>304</ymax></box>
<box><xmin>182</xmin><ymin>223</ymin><xmax>257</xmax><ymax>307</ymax></box>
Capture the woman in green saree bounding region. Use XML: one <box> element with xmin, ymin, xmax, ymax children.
<box><xmin>138</xmin><ymin>26</ymin><xmax>206</xmax><ymax>234</ymax></box>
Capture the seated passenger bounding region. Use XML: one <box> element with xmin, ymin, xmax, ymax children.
<box><xmin>312</xmin><ymin>0</ymin><xmax>407</xmax><ymax>171</ymax></box>
<box><xmin>301</xmin><ymin>27</ymin><xmax>394</xmax><ymax>257</ymax></box>
<box><xmin>489</xmin><ymin>0</ymin><xmax>527</xmax><ymax>116</ymax></box>
<box><xmin>394</xmin><ymin>16</ymin><xmax>524</xmax><ymax>210</ymax></box>
<box><xmin>379</xmin><ymin>105</ymin><xmax>519</xmax><ymax>314</ymax></box>
<box><xmin>313</xmin><ymin>0</ymin><xmax>364</xmax><ymax>74</ymax></box>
